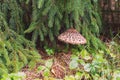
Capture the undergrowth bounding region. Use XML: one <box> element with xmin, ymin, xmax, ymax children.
<box><xmin>0</xmin><ymin>12</ymin><xmax>41</xmax><ymax>78</ymax></box>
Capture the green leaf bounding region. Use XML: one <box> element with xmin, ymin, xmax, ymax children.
<box><xmin>24</xmin><ymin>22</ymin><xmax>37</xmax><ymax>33</ymax></box>
<box><xmin>39</xmin><ymin>29</ymin><xmax>44</xmax><ymax>41</ymax></box>
<box><xmin>78</xmin><ymin>59</ymin><xmax>85</xmax><ymax>65</ymax></box>
<box><xmin>28</xmin><ymin>59</ymin><xmax>37</xmax><ymax>68</ymax></box>
<box><xmin>1</xmin><ymin>74</ymin><xmax>10</xmax><ymax>80</ymax></box>
<box><xmin>45</xmin><ymin>59</ymin><xmax>53</xmax><ymax>68</ymax></box>
<box><xmin>43</xmin><ymin>68</ymin><xmax>50</xmax><ymax>77</ymax></box>
<box><xmin>32</xmin><ymin>30</ymin><xmax>39</xmax><ymax>43</ymax></box>
<box><xmin>116</xmin><ymin>77</ymin><xmax>120</xmax><ymax>80</ymax></box>
<box><xmin>9</xmin><ymin>72</ymin><xmax>26</xmax><ymax>80</ymax></box>
<box><xmin>80</xmin><ymin>49</ymin><xmax>91</xmax><ymax>60</ymax></box>
<box><xmin>38</xmin><ymin>0</ymin><xmax>44</xmax><ymax>9</ymax></box>
<box><xmin>37</xmin><ymin>66</ymin><xmax>46</xmax><ymax>71</ymax></box>
<box><xmin>26</xmin><ymin>0</ymin><xmax>30</xmax><ymax>4</ymax></box>
<box><xmin>71</xmin><ymin>55</ymin><xmax>79</xmax><ymax>61</ymax></box>
<box><xmin>83</xmin><ymin>63</ymin><xmax>91</xmax><ymax>72</ymax></box>
<box><xmin>69</xmin><ymin>60</ymin><xmax>78</xmax><ymax>69</ymax></box>
<box><xmin>17</xmin><ymin>50</ymin><xmax>28</xmax><ymax>65</ymax></box>
<box><xmin>94</xmin><ymin>54</ymin><xmax>106</xmax><ymax>63</ymax></box>
<box><xmin>75</xmin><ymin>72</ymin><xmax>83</xmax><ymax>80</ymax></box>
<box><xmin>49</xmin><ymin>29</ymin><xmax>54</xmax><ymax>41</ymax></box>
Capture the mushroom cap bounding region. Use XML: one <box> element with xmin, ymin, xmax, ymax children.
<box><xmin>58</xmin><ymin>28</ymin><xmax>87</xmax><ymax>45</ymax></box>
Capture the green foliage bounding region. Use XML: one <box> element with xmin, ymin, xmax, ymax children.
<box><xmin>23</xmin><ymin>0</ymin><xmax>104</xmax><ymax>50</ymax></box>
<box><xmin>0</xmin><ymin>0</ymin><xmax>106</xmax><ymax>52</ymax></box>
<box><xmin>1</xmin><ymin>72</ymin><xmax>26</xmax><ymax>80</ymax></box>
<box><xmin>0</xmin><ymin>0</ymin><xmax>105</xmax><ymax>49</ymax></box>
<box><xmin>69</xmin><ymin>55</ymin><xmax>79</xmax><ymax>69</ymax></box>
<box><xmin>0</xmin><ymin>0</ymin><xmax>24</xmax><ymax>34</ymax></box>
<box><xmin>0</xmin><ymin>30</ymin><xmax>40</xmax><ymax>76</ymax></box>
<box><xmin>0</xmin><ymin>9</ymin><xmax>41</xmax><ymax>77</ymax></box>
<box><xmin>37</xmin><ymin>59</ymin><xmax>53</xmax><ymax>77</ymax></box>
<box><xmin>69</xmin><ymin>47</ymin><xmax>120</xmax><ymax>80</ymax></box>
<box><xmin>44</xmin><ymin>46</ymin><xmax>55</xmax><ymax>56</ymax></box>
<box><xmin>105</xmin><ymin>37</ymin><xmax>120</xmax><ymax>71</ymax></box>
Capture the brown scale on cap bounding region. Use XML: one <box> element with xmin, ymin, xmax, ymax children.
<box><xmin>58</xmin><ymin>28</ymin><xmax>87</xmax><ymax>45</ymax></box>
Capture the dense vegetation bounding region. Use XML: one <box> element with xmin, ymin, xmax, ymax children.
<box><xmin>0</xmin><ymin>0</ymin><xmax>120</xmax><ymax>80</ymax></box>
<box><xmin>0</xmin><ymin>12</ymin><xmax>40</xmax><ymax>75</ymax></box>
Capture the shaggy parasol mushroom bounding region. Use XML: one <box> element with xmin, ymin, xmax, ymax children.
<box><xmin>58</xmin><ymin>28</ymin><xmax>87</xmax><ymax>45</ymax></box>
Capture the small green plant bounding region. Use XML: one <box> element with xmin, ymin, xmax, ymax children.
<box><xmin>1</xmin><ymin>72</ymin><xmax>26</xmax><ymax>80</ymax></box>
<box><xmin>105</xmin><ymin>36</ymin><xmax>120</xmax><ymax>77</ymax></box>
<box><xmin>70</xmin><ymin>47</ymin><xmax>120</xmax><ymax>80</ymax></box>
<box><xmin>44</xmin><ymin>46</ymin><xmax>55</xmax><ymax>56</ymax></box>
<box><xmin>69</xmin><ymin>55</ymin><xmax>79</xmax><ymax>69</ymax></box>
<box><xmin>37</xmin><ymin>59</ymin><xmax>53</xmax><ymax>77</ymax></box>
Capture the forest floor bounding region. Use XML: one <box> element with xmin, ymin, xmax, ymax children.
<box><xmin>22</xmin><ymin>50</ymin><xmax>75</xmax><ymax>80</ymax></box>
<box><xmin>21</xmin><ymin>35</ymin><xmax>120</xmax><ymax>80</ymax></box>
